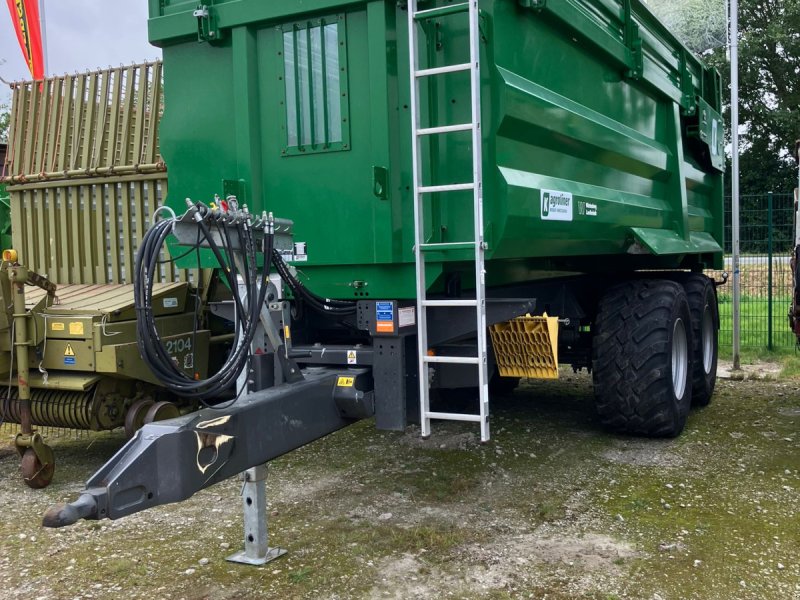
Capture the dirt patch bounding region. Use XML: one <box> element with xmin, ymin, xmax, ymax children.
<box><xmin>398</xmin><ymin>428</ymin><xmax>478</xmax><ymax>451</ymax></box>
<box><xmin>0</xmin><ymin>372</ymin><xmax>799</xmax><ymax>599</ymax></box>
<box><xmin>601</xmin><ymin>438</ymin><xmax>685</xmax><ymax>468</ymax></box>
<box><xmin>367</xmin><ymin>554</ymin><xmax>453</xmax><ymax>600</ymax></box>
<box><xmin>718</xmin><ymin>360</ymin><xmax>783</xmax><ymax>380</ymax></box>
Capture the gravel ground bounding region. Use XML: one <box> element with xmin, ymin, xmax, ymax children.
<box><xmin>0</xmin><ymin>371</ymin><xmax>798</xmax><ymax>599</ymax></box>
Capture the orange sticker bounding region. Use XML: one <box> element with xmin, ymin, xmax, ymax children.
<box><xmin>376</xmin><ymin>321</ymin><xmax>394</xmax><ymax>333</ymax></box>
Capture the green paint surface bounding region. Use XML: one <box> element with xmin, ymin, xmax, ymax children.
<box><xmin>150</xmin><ymin>0</ymin><xmax>724</xmax><ymax>299</ymax></box>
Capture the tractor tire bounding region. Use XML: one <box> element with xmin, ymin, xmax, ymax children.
<box><xmin>592</xmin><ymin>279</ymin><xmax>693</xmax><ymax>438</ymax></box>
<box><xmin>679</xmin><ymin>274</ymin><xmax>719</xmax><ymax>407</ymax></box>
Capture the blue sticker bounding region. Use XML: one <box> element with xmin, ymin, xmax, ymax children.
<box><xmin>64</xmin><ymin>357</ymin><xmax>76</xmax><ymax>365</ymax></box>
<box><xmin>376</xmin><ymin>301</ymin><xmax>394</xmax><ymax>322</ymax></box>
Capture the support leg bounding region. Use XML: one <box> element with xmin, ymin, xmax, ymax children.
<box><xmin>226</xmin><ymin>464</ymin><xmax>287</xmax><ymax>566</ymax></box>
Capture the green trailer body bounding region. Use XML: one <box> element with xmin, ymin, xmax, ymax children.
<box><xmin>149</xmin><ymin>0</ymin><xmax>724</xmax><ymax>299</ymax></box>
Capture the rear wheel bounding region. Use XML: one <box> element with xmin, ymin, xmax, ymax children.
<box><xmin>592</xmin><ymin>279</ymin><xmax>693</xmax><ymax>437</ymax></box>
<box><xmin>680</xmin><ymin>274</ymin><xmax>719</xmax><ymax>407</ymax></box>
<box><xmin>21</xmin><ymin>448</ymin><xmax>55</xmax><ymax>489</ymax></box>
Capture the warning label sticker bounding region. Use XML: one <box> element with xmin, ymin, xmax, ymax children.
<box><xmin>541</xmin><ymin>189</ymin><xmax>573</xmax><ymax>222</ymax></box>
<box><xmin>347</xmin><ymin>350</ymin><xmax>357</xmax><ymax>365</ymax></box>
<box><xmin>64</xmin><ymin>344</ymin><xmax>76</xmax><ymax>366</ymax></box>
<box><xmin>51</xmin><ymin>322</ymin><xmax>65</xmax><ymax>332</ymax></box>
<box><xmin>337</xmin><ymin>376</ymin><xmax>355</xmax><ymax>387</ymax></box>
<box><xmin>69</xmin><ymin>322</ymin><xmax>84</xmax><ymax>335</ymax></box>
<box><xmin>376</xmin><ymin>302</ymin><xmax>395</xmax><ymax>334</ymax></box>
<box><xmin>398</xmin><ymin>306</ymin><xmax>416</xmax><ymax>328</ymax></box>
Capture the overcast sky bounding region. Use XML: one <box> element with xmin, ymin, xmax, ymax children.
<box><xmin>1</xmin><ymin>1</ymin><xmax>161</xmax><ymax>103</ymax></box>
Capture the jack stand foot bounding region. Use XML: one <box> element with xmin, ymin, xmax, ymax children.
<box><xmin>226</xmin><ymin>546</ymin><xmax>287</xmax><ymax>566</ymax></box>
<box><xmin>226</xmin><ymin>464</ymin><xmax>287</xmax><ymax>566</ymax></box>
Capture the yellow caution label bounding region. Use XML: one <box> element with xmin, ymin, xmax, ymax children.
<box><xmin>337</xmin><ymin>376</ymin><xmax>355</xmax><ymax>387</ymax></box>
<box><xmin>284</xmin><ymin>325</ymin><xmax>291</xmax><ymax>340</ymax></box>
<box><xmin>64</xmin><ymin>344</ymin><xmax>75</xmax><ymax>357</ymax></box>
<box><xmin>51</xmin><ymin>322</ymin><xmax>65</xmax><ymax>331</ymax></box>
<box><xmin>69</xmin><ymin>322</ymin><xmax>84</xmax><ymax>335</ymax></box>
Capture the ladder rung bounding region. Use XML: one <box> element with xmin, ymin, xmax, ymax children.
<box><xmin>425</xmin><ymin>411</ymin><xmax>483</xmax><ymax>423</ymax></box>
<box><xmin>420</xmin><ymin>241</ymin><xmax>477</xmax><ymax>251</ymax></box>
<box><xmin>416</xmin><ymin>123</ymin><xmax>474</xmax><ymax>136</ymax></box>
<box><xmin>415</xmin><ymin>63</ymin><xmax>472</xmax><ymax>78</ymax></box>
<box><xmin>422</xmin><ymin>299</ymin><xmax>478</xmax><ymax>307</ymax></box>
<box><xmin>418</xmin><ymin>183</ymin><xmax>474</xmax><ymax>193</ymax></box>
<box><xmin>424</xmin><ymin>355</ymin><xmax>480</xmax><ymax>365</ymax></box>
<box><xmin>414</xmin><ymin>3</ymin><xmax>470</xmax><ymax>21</ymax></box>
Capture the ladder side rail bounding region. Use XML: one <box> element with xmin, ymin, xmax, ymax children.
<box><xmin>407</xmin><ymin>0</ymin><xmax>433</xmax><ymax>438</ymax></box>
<box><xmin>468</xmin><ymin>0</ymin><xmax>490</xmax><ymax>442</ymax></box>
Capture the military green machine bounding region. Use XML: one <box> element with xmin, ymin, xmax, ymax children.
<box><xmin>0</xmin><ymin>142</ymin><xmax>10</xmax><ymax>249</ymax></box>
<box><xmin>1</xmin><ymin>65</ymin><xmax>213</xmax><ymax>487</ymax></box>
<box><xmin>47</xmin><ymin>0</ymin><xmax>725</xmax><ymax>555</ymax></box>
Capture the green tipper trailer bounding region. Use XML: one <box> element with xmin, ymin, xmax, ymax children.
<box><xmin>152</xmin><ymin>0</ymin><xmax>724</xmax><ymax>433</ymax></box>
<box><xmin>154</xmin><ymin>0</ymin><xmax>724</xmax><ymax>296</ymax></box>
<box><xmin>45</xmin><ymin>0</ymin><xmax>726</xmax><ymax>531</ymax></box>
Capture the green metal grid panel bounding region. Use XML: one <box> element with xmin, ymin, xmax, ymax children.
<box><xmin>0</xmin><ymin>63</ymin><xmax>194</xmax><ymax>285</ymax></box>
<box><xmin>3</xmin><ymin>63</ymin><xmax>164</xmax><ymax>182</ymax></box>
<box><xmin>707</xmin><ymin>192</ymin><xmax>795</xmax><ymax>351</ymax></box>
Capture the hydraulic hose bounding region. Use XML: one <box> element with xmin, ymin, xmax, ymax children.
<box><xmin>134</xmin><ymin>206</ymin><xmax>273</xmax><ymax>403</ymax></box>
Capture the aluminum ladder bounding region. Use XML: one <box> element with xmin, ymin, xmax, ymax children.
<box><xmin>408</xmin><ymin>0</ymin><xmax>490</xmax><ymax>442</ymax></box>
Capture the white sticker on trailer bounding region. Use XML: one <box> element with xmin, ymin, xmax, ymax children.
<box><xmin>398</xmin><ymin>306</ymin><xmax>416</xmax><ymax>328</ymax></box>
<box><xmin>541</xmin><ymin>189</ymin><xmax>573</xmax><ymax>222</ymax></box>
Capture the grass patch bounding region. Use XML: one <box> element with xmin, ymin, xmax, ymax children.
<box><xmin>717</xmin><ymin>293</ymin><xmax>795</xmax><ymax>350</ymax></box>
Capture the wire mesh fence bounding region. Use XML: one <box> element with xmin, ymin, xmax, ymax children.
<box><xmin>706</xmin><ymin>192</ymin><xmax>795</xmax><ymax>351</ymax></box>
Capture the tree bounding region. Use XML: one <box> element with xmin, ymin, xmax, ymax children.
<box><xmin>648</xmin><ymin>0</ymin><xmax>800</xmax><ymax>195</ymax></box>
<box><xmin>645</xmin><ymin>0</ymin><xmax>727</xmax><ymax>55</ymax></box>
<box><xmin>0</xmin><ymin>103</ymin><xmax>9</xmax><ymax>144</ymax></box>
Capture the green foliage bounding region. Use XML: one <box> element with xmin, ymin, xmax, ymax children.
<box><xmin>0</xmin><ymin>102</ymin><xmax>9</xmax><ymax>144</ymax></box>
<box><xmin>650</xmin><ymin>0</ymin><xmax>800</xmax><ymax>196</ymax></box>
<box><xmin>645</xmin><ymin>0</ymin><xmax>727</xmax><ymax>54</ymax></box>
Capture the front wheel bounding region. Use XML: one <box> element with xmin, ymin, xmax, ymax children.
<box><xmin>592</xmin><ymin>279</ymin><xmax>693</xmax><ymax>438</ymax></box>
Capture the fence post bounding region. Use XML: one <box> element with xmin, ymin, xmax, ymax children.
<box><xmin>767</xmin><ymin>191</ymin><xmax>773</xmax><ymax>351</ymax></box>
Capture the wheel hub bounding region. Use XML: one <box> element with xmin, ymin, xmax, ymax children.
<box><xmin>702</xmin><ymin>305</ymin><xmax>714</xmax><ymax>374</ymax></box>
<box><xmin>672</xmin><ymin>318</ymin><xmax>688</xmax><ymax>400</ymax></box>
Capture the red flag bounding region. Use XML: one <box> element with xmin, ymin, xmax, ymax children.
<box><xmin>5</xmin><ymin>0</ymin><xmax>45</xmax><ymax>80</ymax></box>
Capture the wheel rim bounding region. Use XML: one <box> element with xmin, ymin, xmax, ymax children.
<box><xmin>702</xmin><ymin>305</ymin><xmax>714</xmax><ymax>374</ymax></box>
<box><xmin>672</xmin><ymin>318</ymin><xmax>688</xmax><ymax>400</ymax></box>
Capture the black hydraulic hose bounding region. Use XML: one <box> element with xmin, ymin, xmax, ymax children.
<box><xmin>134</xmin><ymin>207</ymin><xmax>273</xmax><ymax>403</ymax></box>
<box><xmin>270</xmin><ymin>250</ymin><xmax>357</xmax><ymax>315</ymax></box>
<box><xmin>134</xmin><ymin>203</ymin><xmax>356</xmax><ymax>404</ymax></box>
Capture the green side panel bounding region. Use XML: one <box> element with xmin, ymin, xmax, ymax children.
<box><xmin>151</xmin><ymin>0</ymin><xmax>724</xmax><ymax>300</ymax></box>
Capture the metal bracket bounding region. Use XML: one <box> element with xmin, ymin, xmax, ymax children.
<box><xmin>14</xmin><ymin>432</ymin><xmax>54</xmax><ymax>465</ymax></box>
<box><xmin>678</xmin><ymin>50</ymin><xmax>697</xmax><ymax>116</ymax></box>
<box><xmin>194</xmin><ymin>4</ymin><xmax>223</xmax><ymax>43</ymax></box>
<box><xmin>622</xmin><ymin>0</ymin><xmax>643</xmax><ymax>80</ymax></box>
<box><xmin>227</xmin><ymin>465</ymin><xmax>287</xmax><ymax>566</ymax></box>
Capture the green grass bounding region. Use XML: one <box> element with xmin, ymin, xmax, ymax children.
<box><xmin>717</xmin><ymin>293</ymin><xmax>795</xmax><ymax>351</ymax></box>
